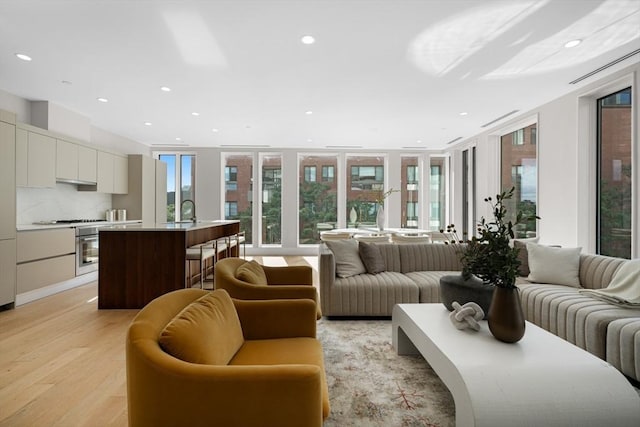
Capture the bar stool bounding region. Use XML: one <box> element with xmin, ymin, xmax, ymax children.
<box><xmin>228</xmin><ymin>231</ymin><xmax>246</xmax><ymax>258</ymax></box>
<box><xmin>185</xmin><ymin>241</ymin><xmax>217</xmax><ymax>288</ymax></box>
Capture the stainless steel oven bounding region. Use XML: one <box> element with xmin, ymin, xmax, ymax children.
<box><xmin>76</xmin><ymin>225</ymin><xmax>102</xmax><ymax>275</ymax></box>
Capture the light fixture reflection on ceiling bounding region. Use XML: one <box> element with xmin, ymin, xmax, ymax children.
<box><xmin>301</xmin><ymin>35</ymin><xmax>315</xmax><ymax>44</ymax></box>
<box><xmin>564</xmin><ymin>39</ymin><xmax>582</xmax><ymax>48</ymax></box>
<box><xmin>15</xmin><ymin>53</ymin><xmax>32</xmax><ymax>61</ymax></box>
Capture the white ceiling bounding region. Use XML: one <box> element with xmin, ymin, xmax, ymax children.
<box><xmin>0</xmin><ymin>0</ymin><xmax>638</xmax><ymax>150</ymax></box>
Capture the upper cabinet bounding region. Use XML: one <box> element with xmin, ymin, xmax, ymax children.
<box><xmin>86</xmin><ymin>151</ymin><xmax>128</xmax><ymax>194</ymax></box>
<box><xmin>16</xmin><ymin>126</ymin><xmax>56</xmax><ymax>188</ymax></box>
<box><xmin>113</xmin><ymin>155</ymin><xmax>163</xmax><ymax>222</ymax></box>
<box><xmin>56</xmin><ymin>138</ymin><xmax>97</xmax><ymax>184</ymax></box>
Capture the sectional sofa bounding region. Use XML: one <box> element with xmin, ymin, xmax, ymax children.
<box><xmin>318</xmin><ymin>242</ymin><xmax>640</xmax><ymax>381</ymax></box>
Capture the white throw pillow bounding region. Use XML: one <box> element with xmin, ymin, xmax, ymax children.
<box><xmin>324</xmin><ymin>239</ymin><xmax>367</xmax><ymax>278</ymax></box>
<box><xmin>526</xmin><ymin>243</ymin><xmax>582</xmax><ymax>288</ymax></box>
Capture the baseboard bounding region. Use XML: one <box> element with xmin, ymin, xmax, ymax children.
<box><xmin>15</xmin><ymin>272</ymin><xmax>98</xmax><ymax>306</ymax></box>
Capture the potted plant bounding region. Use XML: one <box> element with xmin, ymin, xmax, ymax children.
<box><xmin>441</xmin><ymin>187</ymin><xmax>538</xmax><ymax>342</ymax></box>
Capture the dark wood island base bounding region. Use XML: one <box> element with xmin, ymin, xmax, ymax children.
<box><xmin>98</xmin><ymin>220</ymin><xmax>240</xmax><ymax>309</ymax></box>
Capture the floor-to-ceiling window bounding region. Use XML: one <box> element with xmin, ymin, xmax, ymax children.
<box><xmin>429</xmin><ymin>156</ymin><xmax>447</xmax><ymax>231</ymax></box>
<box><xmin>597</xmin><ymin>87</ymin><xmax>632</xmax><ymax>259</ymax></box>
<box><xmin>158</xmin><ymin>153</ymin><xmax>195</xmax><ymax>222</ymax></box>
<box><xmin>346</xmin><ymin>155</ymin><xmax>385</xmax><ymax>227</ymax></box>
<box><xmin>298</xmin><ymin>154</ymin><xmax>338</xmax><ymax>244</ymax></box>
<box><xmin>223</xmin><ymin>153</ymin><xmax>253</xmax><ymax>244</ymax></box>
<box><xmin>261</xmin><ymin>154</ymin><xmax>282</xmax><ymax>245</ymax></box>
<box><xmin>402</xmin><ymin>156</ymin><xmax>420</xmax><ymax>228</ymax></box>
<box><xmin>500</xmin><ymin>124</ymin><xmax>537</xmax><ymax>237</ymax></box>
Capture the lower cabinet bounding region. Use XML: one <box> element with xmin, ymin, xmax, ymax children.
<box><xmin>0</xmin><ymin>239</ymin><xmax>16</xmax><ymax>306</ymax></box>
<box><xmin>16</xmin><ymin>255</ymin><xmax>75</xmax><ymax>294</ymax></box>
<box><xmin>16</xmin><ymin>228</ymin><xmax>76</xmax><ymax>295</ymax></box>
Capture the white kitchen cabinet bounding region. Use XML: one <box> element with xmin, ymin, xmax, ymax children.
<box><xmin>77</xmin><ymin>145</ymin><xmax>97</xmax><ymax>183</ymax></box>
<box><xmin>0</xmin><ymin>239</ymin><xmax>16</xmax><ymax>306</ymax></box>
<box><xmin>16</xmin><ymin>228</ymin><xmax>76</xmax><ymax>295</ymax></box>
<box><xmin>56</xmin><ymin>138</ymin><xmax>97</xmax><ymax>184</ymax></box>
<box><xmin>56</xmin><ymin>138</ymin><xmax>78</xmax><ymax>181</ymax></box>
<box><xmin>0</xmin><ymin>119</ymin><xmax>16</xmax><ymax>240</ymax></box>
<box><xmin>87</xmin><ymin>151</ymin><xmax>127</xmax><ymax>194</ymax></box>
<box><xmin>15</xmin><ymin>126</ymin><xmax>56</xmax><ymax>188</ymax></box>
<box><xmin>113</xmin><ymin>155</ymin><xmax>163</xmax><ymax>222</ymax></box>
<box><xmin>113</xmin><ymin>154</ymin><xmax>128</xmax><ymax>194</ymax></box>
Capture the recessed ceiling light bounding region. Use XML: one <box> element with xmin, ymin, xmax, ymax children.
<box><xmin>191</xmin><ymin>112</ymin><xmax>200</xmax><ymax>116</ymax></box>
<box><xmin>459</xmin><ymin>112</ymin><xmax>468</xmax><ymax>116</ymax></box>
<box><xmin>144</xmin><ymin>122</ymin><xmax>152</xmax><ymax>126</ymax></box>
<box><xmin>564</xmin><ymin>39</ymin><xmax>582</xmax><ymax>48</ymax></box>
<box><xmin>160</xmin><ymin>86</ymin><xmax>171</xmax><ymax>92</ymax></box>
<box><xmin>417</xmin><ymin>139</ymin><xmax>422</xmax><ymax>143</ymax></box>
<box><xmin>15</xmin><ymin>53</ymin><xmax>32</xmax><ymax>61</ymax></box>
<box><xmin>175</xmin><ymin>137</ymin><xmax>182</xmax><ymax>141</ymax></box>
<box><xmin>305</xmin><ymin>110</ymin><xmax>313</xmax><ymax>115</ymax></box>
<box><xmin>97</xmin><ymin>97</ymin><xmax>108</xmax><ymax>103</ymax></box>
<box><xmin>301</xmin><ymin>35</ymin><xmax>315</xmax><ymax>45</ymax></box>
<box><xmin>212</xmin><ymin>128</ymin><xmax>219</xmax><ymax>133</ymax></box>
<box><xmin>307</xmin><ymin>138</ymin><xmax>313</xmax><ymax>143</ymax></box>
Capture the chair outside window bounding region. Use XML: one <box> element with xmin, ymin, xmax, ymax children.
<box><xmin>390</xmin><ymin>233</ymin><xmax>432</xmax><ymax>244</ymax></box>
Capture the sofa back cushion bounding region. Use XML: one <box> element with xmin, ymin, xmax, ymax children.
<box><xmin>324</xmin><ymin>239</ymin><xmax>367</xmax><ymax>277</ymax></box>
<box><xmin>376</xmin><ymin>244</ymin><xmax>402</xmax><ymax>272</ymax></box>
<box><xmin>397</xmin><ymin>243</ymin><xmax>463</xmax><ymax>273</ymax></box>
<box><xmin>579</xmin><ymin>253</ymin><xmax>628</xmax><ymax>290</ymax></box>
<box><xmin>159</xmin><ymin>289</ymin><xmax>244</xmax><ymax>365</ymax></box>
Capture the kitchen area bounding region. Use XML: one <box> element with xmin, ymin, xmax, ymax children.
<box><xmin>0</xmin><ymin>105</ymin><xmax>168</xmax><ymax>310</ymax></box>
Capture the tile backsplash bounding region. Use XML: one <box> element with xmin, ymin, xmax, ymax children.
<box><xmin>17</xmin><ymin>183</ymin><xmax>111</xmax><ymax>224</ymax></box>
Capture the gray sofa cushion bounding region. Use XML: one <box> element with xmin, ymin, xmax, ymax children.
<box><xmin>607</xmin><ymin>318</ymin><xmax>640</xmax><ymax>381</ymax></box>
<box><xmin>404</xmin><ymin>271</ymin><xmax>459</xmax><ymax>303</ymax></box>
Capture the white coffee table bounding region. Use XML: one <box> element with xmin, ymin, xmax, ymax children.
<box><xmin>392</xmin><ymin>304</ymin><xmax>640</xmax><ymax>427</ymax></box>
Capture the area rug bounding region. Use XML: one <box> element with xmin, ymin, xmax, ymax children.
<box><xmin>318</xmin><ymin>319</ymin><xmax>455</xmax><ymax>427</ymax></box>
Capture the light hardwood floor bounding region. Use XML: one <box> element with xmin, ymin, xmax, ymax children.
<box><xmin>0</xmin><ymin>256</ymin><xmax>318</xmax><ymax>427</ymax></box>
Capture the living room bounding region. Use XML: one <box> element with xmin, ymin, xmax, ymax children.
<box><xmin>0</xmin><ymin>1</ymin><xmax>639</xmax><ymax>425</ymax></box>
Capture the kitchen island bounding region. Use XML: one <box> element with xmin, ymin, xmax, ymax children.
<box><xmin>98</xmin><ymin>220</ymin><xmax>240</xmax><ymax>309</ymax></box>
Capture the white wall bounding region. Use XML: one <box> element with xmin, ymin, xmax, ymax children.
<box><xmin>451</xmin><ymin>62</ymin><xmax>639</xmax><ymax>254</ymax></box>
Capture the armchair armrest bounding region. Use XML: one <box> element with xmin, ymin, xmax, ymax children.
<box><xmin>263</xmin><ymin>265</ymin><xmax>313</xmax><ymax>285</ymax></box>
<box><xmin>233</xmin><ymin>298</ymin><xmax>317</xmax><ymax>339</ymax></box>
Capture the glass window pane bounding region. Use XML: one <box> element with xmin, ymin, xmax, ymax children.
<box><xmin>402</xmin><ymin>157</ymin><xmax>419</xmax><ymax>228</ymax></box>
<box><xmin>299</xmin><ymin>155</ymin><xmax>338</xmax><ymax>244</ymax></box>
<box><xmin>262</xmin><ymin>154</ymin><xmax>282</xmax><ymax>245</ymax></box>
<box><xmin>501</xmin><ymin>124</ymin><xmax>537</xmax><ymax>238</ymax></box>
<box><xmin>223</xmin><ymin>154</ymin><xmax>253</xmax><ymax>245</ymax></box>
<box><xmin>159</xmin><ymin>154</ymin><xmax>176</xmax><ymax>221</ymax></box>
<box><xmin>598</xmin><ymin>87</ymin><xmax>632</xmax><ymax>258</ymax></box>
<box><xmin>347</xmin><ymin>155</ymin><xmax>384</xmax><ymax>226</ymax></box>
<box><xmin>429</xmin><ymin>157</ymin><xmax>446</xmax><ymax>231</ymax></box>
<box><xmin>180</xmin><ymin>155</ymin><xmax>195</xmax><ymax>220</ymax></box>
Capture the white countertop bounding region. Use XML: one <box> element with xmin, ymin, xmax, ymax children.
<box><xmin>99</xmin><ymin>219</ymin><xmax>239</xmax><ymax>232</ymax></box>
<box><xmin>17</xmin><ymin>220</ymin><xmax>142</xmax><ymax>232</ymax></box>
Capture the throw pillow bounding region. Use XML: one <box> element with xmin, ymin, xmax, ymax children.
<box><xmin>358</xmin><ymin>241</ymin><xmax>386</xmax><ymax>274</ymax></box>
<box><xmin>526</xmin><ymin>243</ymin><xmax>582</xmax><ymax>288</ymax></box>
<box><xmin>513</xmin><ymin>240</ymin><xmax>531</xmax><ymax>276</ymax></box>
<box><xmin>159</xmin><ymin>289</ymin><xmax>244</xmax><ymax>365</ymax></box>
<box><xmin>235</xmin><ymin>260</ymin><xmax>268</xmax><ymax>285</ymax></box>
<box><xmin>324</xmin><ymin>239</ymin><xmax>367</xmax><ymax>278</ymax></box>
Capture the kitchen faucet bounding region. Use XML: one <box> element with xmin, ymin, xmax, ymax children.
<box><xmin>181</xmin><ymin>199</ymin><xmax>196</xmax><ymax>223</ymax></box>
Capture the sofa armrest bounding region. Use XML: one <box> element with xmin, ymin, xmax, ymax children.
<box><xmin>263</xmin><ymin>265</ymin><xmax>313</xmax><ymax>285</ymax></box>
<box><xmin>318</xmin><ymin>244</ymin><xmax>336</xmax><ymax>314</ymax></box>
<box><xmin>234</xmin><ymin>298</ymin><xmax>317</xmax><ymax>339</ymax></box>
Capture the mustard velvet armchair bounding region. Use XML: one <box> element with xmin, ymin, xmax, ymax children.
<box><xmin>214</xmin><ymin>257</ymin><xmax>322</xmax><ymax>318</ymax></box>
<box><xmin>126</xmin><ymin>288</ymin><xmax>330</xmax><ymax>427</ymax></box>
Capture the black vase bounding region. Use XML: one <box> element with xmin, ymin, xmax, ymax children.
<box><xmin>488</xmin><ymin>286</ymin><xmax>526</xmax><ymax>343</ymax></box>
<box><xmin>439</xmin><ymin>274</ymin><xmax>494</xmax><ymax>319</ymax></box>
